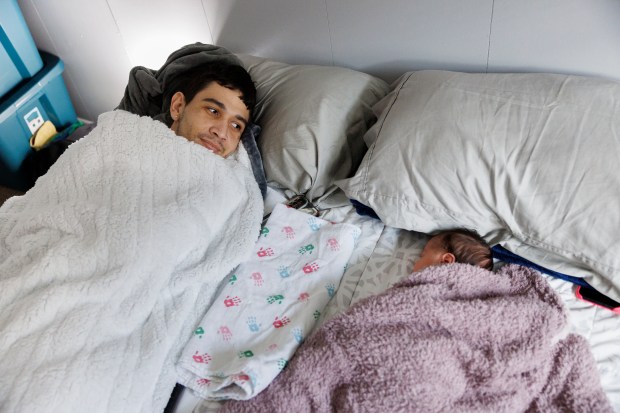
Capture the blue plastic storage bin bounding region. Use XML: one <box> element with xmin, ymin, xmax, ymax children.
<box><xmin>0</xmin><ymin>0</ymin><xmax>44</xmax><ymax>98</ymax></box>
<box><xmin>0</xmin><ymin>50</ymin><xmax>77</xmax><ymax>190</ymax></box>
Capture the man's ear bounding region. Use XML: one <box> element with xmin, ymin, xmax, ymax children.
<box><xmin>441</xmin><ymin>253</ymin><xmax>456</xmax><ymax>264</ymax></box>
<box><xmin>169</xmin><ymin>91</ymin><xmax>186</xmax><ymax>121</ymax></box>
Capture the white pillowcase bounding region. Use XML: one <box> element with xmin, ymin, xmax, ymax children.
<box><xmin>337</xmin><ymin>70</ymin><xmax>620</xmax><ymax>301</ymax></box>
<box><xmin>237</xmin><ymin>54</ymin><xmax>390</xmax><ymax>204</ymax></box>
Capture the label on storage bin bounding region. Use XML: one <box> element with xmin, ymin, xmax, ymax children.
<box><xmin>24</xmin><ymin>107</ymin><xmax>44</xmax><ymax>134</ymax></box>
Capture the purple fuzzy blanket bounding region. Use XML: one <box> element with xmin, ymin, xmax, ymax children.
<box><xmin>219</xmin><ymin>263</ymin><xmax>612</xmax><ymax>413</ymax></box>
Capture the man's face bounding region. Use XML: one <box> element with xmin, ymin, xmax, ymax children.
<box><xmin>170</xmin><ymin>82</ymin><xmax>250</xmax><ymax>158</ymax></box>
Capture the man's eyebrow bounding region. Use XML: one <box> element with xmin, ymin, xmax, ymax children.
<box><xmin>203</xmin><ymin>98</ymin><xmax>248</xmax><ymax>126</ymax></box>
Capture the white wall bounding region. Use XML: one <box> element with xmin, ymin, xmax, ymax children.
<box><xmin>17</xmin><ymin>0</ymin><xmax>214</xmax><ymax>121</ymax></box>
<box><xmin>206</xmin><ymin>0</ymin><xmax>620</xmax><ymax>82</ymax></box>
<box><xmin>17</xmin><ymin>0</ymin><xmax>620</xmax><ymax>121</ymax></box>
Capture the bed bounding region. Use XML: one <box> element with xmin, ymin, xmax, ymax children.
<box><xmin>169</xmin><ymin>52</ymin><xmax>619</xmax><ymax>412</ymax></box>
<box><xmin>1</xmin><ymin>46</ymin><xmax>619</xmax><ymax>412</ymax></box>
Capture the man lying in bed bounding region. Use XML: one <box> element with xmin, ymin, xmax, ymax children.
<box><xmin>22</xmin><ymin>43</ymin><xmax>267</xmax><ymax>196</ymax></box>
<box><xmin>0</xmin><ymin>51</ymin><xmax>265</xmax><ymax>413</ymax></box>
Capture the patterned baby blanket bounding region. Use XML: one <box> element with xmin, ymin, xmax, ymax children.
<box><xmin>219</xmin><ymin>263</ymin><xmax>612</xmax><ymax>412</ymax></box>
<box><xmin>176</xmin><ymin>203</ymin><xmax>360</xmax><ymax>400</ymax></box>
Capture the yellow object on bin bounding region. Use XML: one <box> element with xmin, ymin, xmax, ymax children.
<box><xmin>29</xmin><ymin>120</ymin><xmax>57</xmax><ymax>150</ymax></box>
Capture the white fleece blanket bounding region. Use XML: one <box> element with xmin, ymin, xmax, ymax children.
<box><xmin>0</xmin><ymin>110</ymin><xmax>263</xmax><ymax>413</ymax></box>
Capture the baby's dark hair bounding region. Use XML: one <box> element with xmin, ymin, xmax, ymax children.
<box><xmin>161</xmin><ymin>62</ymin><xmax>256</xmax><ymax>125</ymax></box>
<box><xmin>435</xmin><ymin>228</ymin><xmax>493</xmax><ymax>271</ymax></box>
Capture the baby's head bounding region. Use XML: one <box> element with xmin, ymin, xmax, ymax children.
<box><xmin>413</xmin><ymin>228</ymin><xmax>493</xmax><ymax>272</ymax></box>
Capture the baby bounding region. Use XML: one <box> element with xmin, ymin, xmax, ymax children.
<box><xmin>413</xmin><ymin>228</ymin><xmax>493</xmax><ymax>272</ymax></box>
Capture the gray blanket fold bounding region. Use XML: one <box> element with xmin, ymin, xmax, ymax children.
<box><xmin>220</xmin><ymin>263</ymin><xmax>612</xmax><ymax>413</ymax></box>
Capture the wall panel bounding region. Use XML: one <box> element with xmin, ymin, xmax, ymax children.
<box><xmin>489</xmin><ymin>0</ymin><xmax>620</xmax><ymax>80</ymax></box>
<box><xmin>326</xmin><ymin>0</ymin><xmax>494</xmax><ymax>82</ymax></box>
<box><xmin>107</xmin><ymin>0</ymin><xmax>213</xmax><ymax>69</ymax></box>
<box><xmin>202</xmin><ymin>0</ymin><xmax>333</xmax><ymax>66</ymax></box>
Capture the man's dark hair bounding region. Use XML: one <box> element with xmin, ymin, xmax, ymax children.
<box><xmin>436</xmin><ymin>228</ymin><xmax>493</xmax><ymax>271</ymax></box>
<box><xmin>161</xmin><ymin>62</ymin><xmax>257</xmax><ymax>125</ymax></box>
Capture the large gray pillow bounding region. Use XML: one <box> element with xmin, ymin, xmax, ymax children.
<box><xmin>337</xmin><ymin>70</ymin><xmax>620</xmax><ymax>301</ymax></box>
<box><xmin>237</xmin><ymin>54</ymin><xmax>390</xmax><ymax>204</ymax></box>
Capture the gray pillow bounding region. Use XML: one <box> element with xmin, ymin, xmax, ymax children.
<box><xmin>237</xmin><ymin>54</ymin><xmax>390</xmax><ymax>204</ymax></box>
<box><xmin>337</xmin><ymin>70</ymin><xmax>620</xmax><ymax>301</ymax></box>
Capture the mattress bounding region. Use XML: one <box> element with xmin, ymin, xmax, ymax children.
<box><xmin>171</xmin><ymin>202</ymin><xmax>620</xmax><ymax>412</ymax></box>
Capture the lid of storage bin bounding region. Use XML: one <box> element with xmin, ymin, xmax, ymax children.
<box><xmin>0</xmin><ymin>51</ymin><xmax>64</xmax><ymax>122</ymax></box>
<box><xmin>0</xmin><ymin>0</ymin><xmax>44</xmax><ymax>97</ymax></box>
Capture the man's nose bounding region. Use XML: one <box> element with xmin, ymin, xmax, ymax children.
<box><xmin>211</xmin><ymin>120</ymin><xmax>228</xmax><ymax>140</ymax></box>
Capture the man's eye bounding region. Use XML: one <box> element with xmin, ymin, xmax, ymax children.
<box><xmin>231</xmin><ymin>123</ymin><xmax>241</xmax><ymax>130</ymax></box>
<box><xmin>207</xmin><ymin>107</ymin><xmax>218</xmax><ymax>115</ymax></box>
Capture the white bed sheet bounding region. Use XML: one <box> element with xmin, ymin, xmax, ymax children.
<box><xmin>172</xmin><ymin>204</ymin><xmax>620</xmax><ymax>413</ymax></box>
